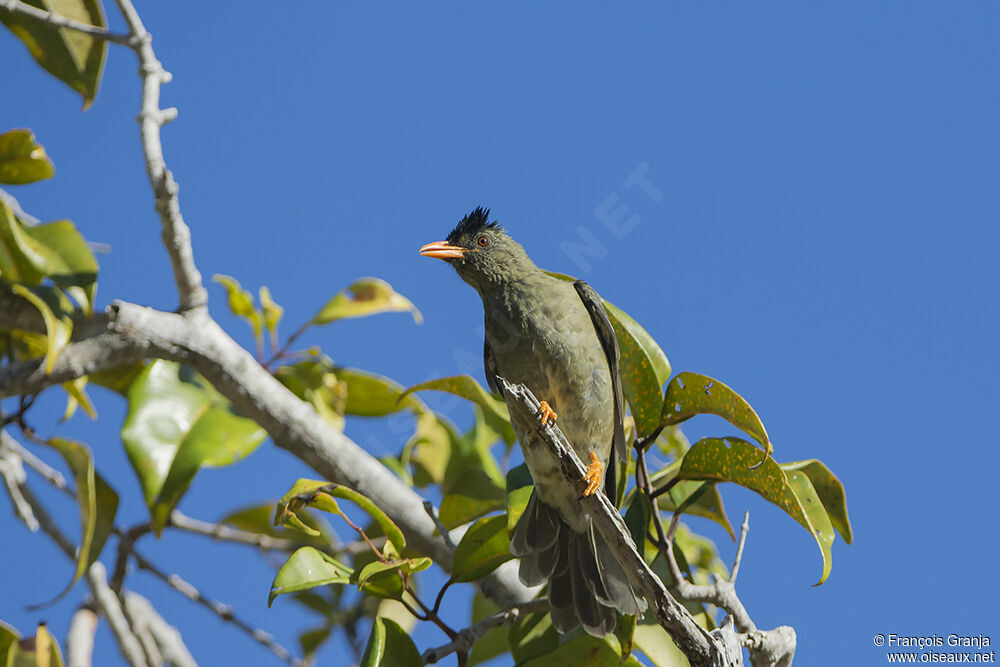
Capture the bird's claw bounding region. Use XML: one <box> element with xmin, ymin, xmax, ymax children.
<box><xmin>536</xmin><ymin>401</ymin><xmax>558</xmax><ymax>427</ymax></box>
<box><xmin>582</xmin><ymin>451</ymin><xmax>603</xmax><ymax>497</ymax></box>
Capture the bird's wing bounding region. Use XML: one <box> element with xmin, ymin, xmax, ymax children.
<box><xmin>484</xmin><ymin>337</ymin><xmax>500</xmax><ymax>394</ymax></box>
<box><xmin>573</xmin><ymin>281</ymin><xmax>627</xmax><ymax>465</ymax></box>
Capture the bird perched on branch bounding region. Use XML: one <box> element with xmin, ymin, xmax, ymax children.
<box><xmin>420</xmin><ymin>207</ymin><xmax>646</xmax><ymax>636</ymax></box>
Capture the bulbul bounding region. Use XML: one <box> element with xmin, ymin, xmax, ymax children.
<box><xmin>420</xmin><ymin>207</ymin><xmax>646</xmax><ymax>636</ymax></box>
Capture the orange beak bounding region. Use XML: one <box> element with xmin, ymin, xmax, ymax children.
<box><xmin>419</xmin><ymin>241</ymin><xmax>467</xmax><ymax>260</ymax></box>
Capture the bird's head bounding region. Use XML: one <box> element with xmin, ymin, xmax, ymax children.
<box><xmin>420</xmin><ymin>207</ymin><xmax>536</xmax><ymax>291</ymax></box>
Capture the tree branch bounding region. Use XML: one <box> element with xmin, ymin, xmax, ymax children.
<box><xmin>66</xmin><ymin>605</ymin><xmax>98</xmax><ymax>667</ymax></box>
<box><xmin>495</xmin><ymin>376</ymin><xmax>722</xmax><ymax>667</ymax></box>
<box><xmin>112</xmin><ymin>0</ymin><xmax>207</xmax><ymax>311</ymax></box>
<box><xmin>663</xmin><ymin>512</ymin><xmax>796</xmax><ymax>666</ymax></box>
<box><xmin>131</xmin><ymin>550</ymin><xmax>303</xmax><ymax>667</ymax></box>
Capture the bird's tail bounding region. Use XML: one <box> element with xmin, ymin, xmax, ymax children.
<box><xmin>511</xmin><ymin>491</ymin><xmax>647</xmax><ymax>636</ymax></box>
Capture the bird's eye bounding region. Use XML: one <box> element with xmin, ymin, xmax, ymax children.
<box><xmin>475</xmin><ymin>234</ymin><xmax>491</xmax><ymax>248</ymax></box>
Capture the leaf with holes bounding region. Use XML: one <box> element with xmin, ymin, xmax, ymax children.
<box><xmin>0</xmin><ymin>0</ymin><xmax>107</xmax><ymax>107</ymax></box>
<box><xmin>0</xmin><ymin>129</ymin><xmax>54</xmax><ymax>184</ymax></box>
<box><xmin>678</xmin><ymin>437</ymin><xmax>835</xmax><ymax>584</ymax></box>
<box><xmin>269</xmin><ymin>547</ymin><xmax>353</xmax><ymax>607</ymax></box>
<box><xmin>661</xmin><ymin>372</ymin><xmax>771</xmax><ymax>463</ymax></box>
<box><xmin>314</xmin><ymin>277</ymin><xmax>422</xmax><ymax>325</ymax></box>
<box><xmin>452</xmin><ymin>514</ymin><xmax>514</xmax><ymax>583</ymax></box>
<box><xmin>781</xmin><ymin>459</ymin><xmax>852</xmax><ymax>544</ymax></box>
<box><xmin>121</xmin><ymin>360</ymin><xmax>266</xmax><ymax>534</ymax></box>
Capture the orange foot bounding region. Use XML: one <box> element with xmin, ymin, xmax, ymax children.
<box><xmin>582</xmin><ymin>451</ymin><xmax>604</xmax><ymax>497</ymax></box>
<box><xmin>537</xmin><ymin>401</ymin><xmax>558</xmax><ymax>427</ymax></box>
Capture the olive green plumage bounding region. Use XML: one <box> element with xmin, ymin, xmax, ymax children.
<box><xmin>424</xmin><ymin>207</ymin><xmax>646</xmax><ymax>636</ymax></box>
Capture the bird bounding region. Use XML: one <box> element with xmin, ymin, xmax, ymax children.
<box><xmin>419</xmin><ymin>207</ymin><xmax>646</xmax><ymax>636</ymax></box>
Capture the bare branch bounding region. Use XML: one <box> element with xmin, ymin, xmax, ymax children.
<box><xmin>168</xmin><ymin>510</ymin><xmax>303</xmax><ymax>552</ymax></box>
<box><xmin>125</xmin><ymin>593</ymin><xmax>197</xmax><ymax>667</ymax></box>
<box><xmin>131</xmin><ymin>550</ymin><xmax>303</xmax><ymax>667</ymax></box>
<box><xmin>496</xmin><ymin>377</ymin><xmax>721</xmax><ymax>667</ymax></box>
<box><xmin>86</xmin><ymin>563</ymin><xmax>150</xmax><ymax>667</ymax></box>
<box><xmin>0</xmin><ymin>436</ymin><xmax>39</xmax><ymax>531</ymax></box>
<box><xmin>662</xmin><ymin>511</ymin><xmax>796</xmax><ymax>666</ymax></box>
<box><xmin>423</xmin><ymin>501</ymin><xmax>456</xmax><ymax>550</ymax></box>
<box><xmin>421</xmin><ymin>599</ymin><xmax>549</xmax><ymax>665</ymax></box>
<box><xmin>67</xmin><ymin>605</ymin><xmax>98</xmax><ymax>667</ymax></box>
<box><xmin>111</xmin><ymin>0</ymin><xmax>207</xmax><ymax>311</ymax></box>
<box><xmin>0</xmin><ymin>0</ymin><xmax>132</xmax><ymax>44</ymax></box>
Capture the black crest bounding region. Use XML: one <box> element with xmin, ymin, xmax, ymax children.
<box><xmin>447</xmin><ymin>206</ymin><xmax>502</xmax><ymax>244</ymax></box>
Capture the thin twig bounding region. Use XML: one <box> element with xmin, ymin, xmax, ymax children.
<box><xmin>168</xmin><ymin>510</ymin><xmax>302</xmax><ymax>552</ymax></box>
<box><xmin>423</xmin><ymin>501</ymin><xmax>456</xmax><ymax>550</ymax></box>
<box><xmin>421</xmin><ymin>599</ymin><xmax>549</xmax><ymax>664</ymax></box>
<box><xmin>131</xmin><ymin>550</ymin><xmax>303</xmax><ymax>667</ymax></box>
<box><xmin>0</xmin><ymin>0</ymin><xmax>132</xmax><ymax>44</ymax></box>
<box><xmin>0</xmin><ymin>439</ymin><xmax>38</xmax><ymax>530</ymax></box>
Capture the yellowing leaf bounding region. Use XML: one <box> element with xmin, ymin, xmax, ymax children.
<box><xmin>678</xmin><ymin>438</ymin><xmax>836</xmax><ymax>584</ymax></box>
<box><xmin>313</xmin><ymin>277</ymin><xmax>422</xmax><ymax>325</ymax></box>
<box><xmin>0</xmin><ymin>0</ymin><xmax>108</xmax><ymax>107</ymax></box>
<box><xmin>0</xmin><ymin>129</ymin><xmax>54</xmax><ymax>184</ymax></box>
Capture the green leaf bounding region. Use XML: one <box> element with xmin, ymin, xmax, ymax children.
<box><xmin>336</xmin><ymin>367</ymin><xmax>418</xmax><ymax>417</ymax></box>
<box><xmin>661</xmin><ymin>372</ymin><xmax>771</xmax><ymax>463</ymax></box>
<box><xmin>314</xmin><ymin>277</ymin><xmax>422</xmax><ymax>325</ymax></box>
<box><xmin>399</xmin><ymin>375</ymin><xmax>510</xmax><ymax>424</ymax></box>
<box><xmin>504</xmin><ymin>462</ymin><xmax>533</xmax><ymax>538</ymax></box>
<box><xmin>269</xmin><ymin>546</ymin><xmax>353</xmax><ymax>607</ymax></box>
<box><xmin>121</xmin><ymin>360</ymin><xmax>266</xmax><ymax>533</ymax></box>
<box><xmin>33</xmin><ymin>438</ymin><xmax>116</xmax><ymax>606</ymax></box>
<box><xmin>615</xmin><ymin>613</ymin><xmax>638</xmax><ymax>663</ymax></box>
<box><xmin>438</xmin><ymin>468</ymin><xmax>505</xmax><ymax>529</ymax></box>
<box><xmin>0</xmin><ymin>201</ymin><xmax>98</xmax><ymax>310</ymax></box>
<box><xmin>274</xmin><ymin>478</ymin><xmax>406</xmax><ymax>555</ymax></box>
<box><xmin>0</xmin><ymin>129</ymin><xmax>54</xmax><ymax>184</ymax></box>
<box><xmin>406</xmin><ymin>413</ymin><xmax>452</xmax><ymax>487</ymax></box>
<box><xmin>88</xmin><ymin>362</ymin><xmax>144</xmax><ymax>395</ymax></box>
<box><xmin>10</xmin><ymin>284</ymin><xmax>72</xmax><ymax>373</ymax></box>
<box><xmin>359</xmin><ymin>618</ymin><xmax>422</xmax><ymax>667</ymax></box>
<box><xmin>0</xmin><ymin>0</ymin><xmax>107</xmax><ymax>107</ymax></box>
<box><xmin>351</xmin><ymin>549</ymin><xmax>405</xmax><ymax>600</ymax></box>
<box><xmin>213</xmin><ymin>274</ymin><xmax>262</xmax><ymax>339</ymax></box>
<box><xmin>656</xmin><ymin>479</ymin><xmax>734</xmax><ymax>541</ymax></box>
<box><xmin>0</xmin><ymin>621</ymin><xmax>18</xmax><ymax>666</ymax></box>
<box><xmin>633</xmin><ymin>620</ymin><xmax>688</xmax><ymax>666</ymax></box>
<box><xmin>452</xmin><ymin>514</ymin><xmax>514</xmax><ymax>583</ymax></box>
<box><xmin>605</xmin><ymin>301</ymin><xmax>671</xmax><ymax>438</ymax></box>
<box><xmin>298</xmin><ymin>625</ymin><xmax>332</xmax><ymax>659</ymax></box>
<box><xmin>781</xmin><ymin>459</ymin><xmax>853</xmax><ymax>544</ymax></box>
<box><xmin>508</xmin><ymin>609</ymin><xmax>559</xmax><ymax>664</ymax></box>
<box><xmin>678</xmin><ymin>438</ymin><xmax>836</xmax><ymax>584</ymax></box>
<box><xmin>624</xmin><ymin>491</ymin><xmax>652</xmax><ymax>551</ymax></box>
<box><xmin>6</xmin><ymin>622</ymin><xmax>65</xmax><ymax>667</ymax></box>
<box><xmin>521</xmin><ymin>633</ymin><xmax>643</xmax><ymax>666</ymax></box>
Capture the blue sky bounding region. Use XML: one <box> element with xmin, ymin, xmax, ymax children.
<box><xmin>2</xmin><ymin>2</ymin><xmax>998</xmax><ymax>665</ymax></box>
